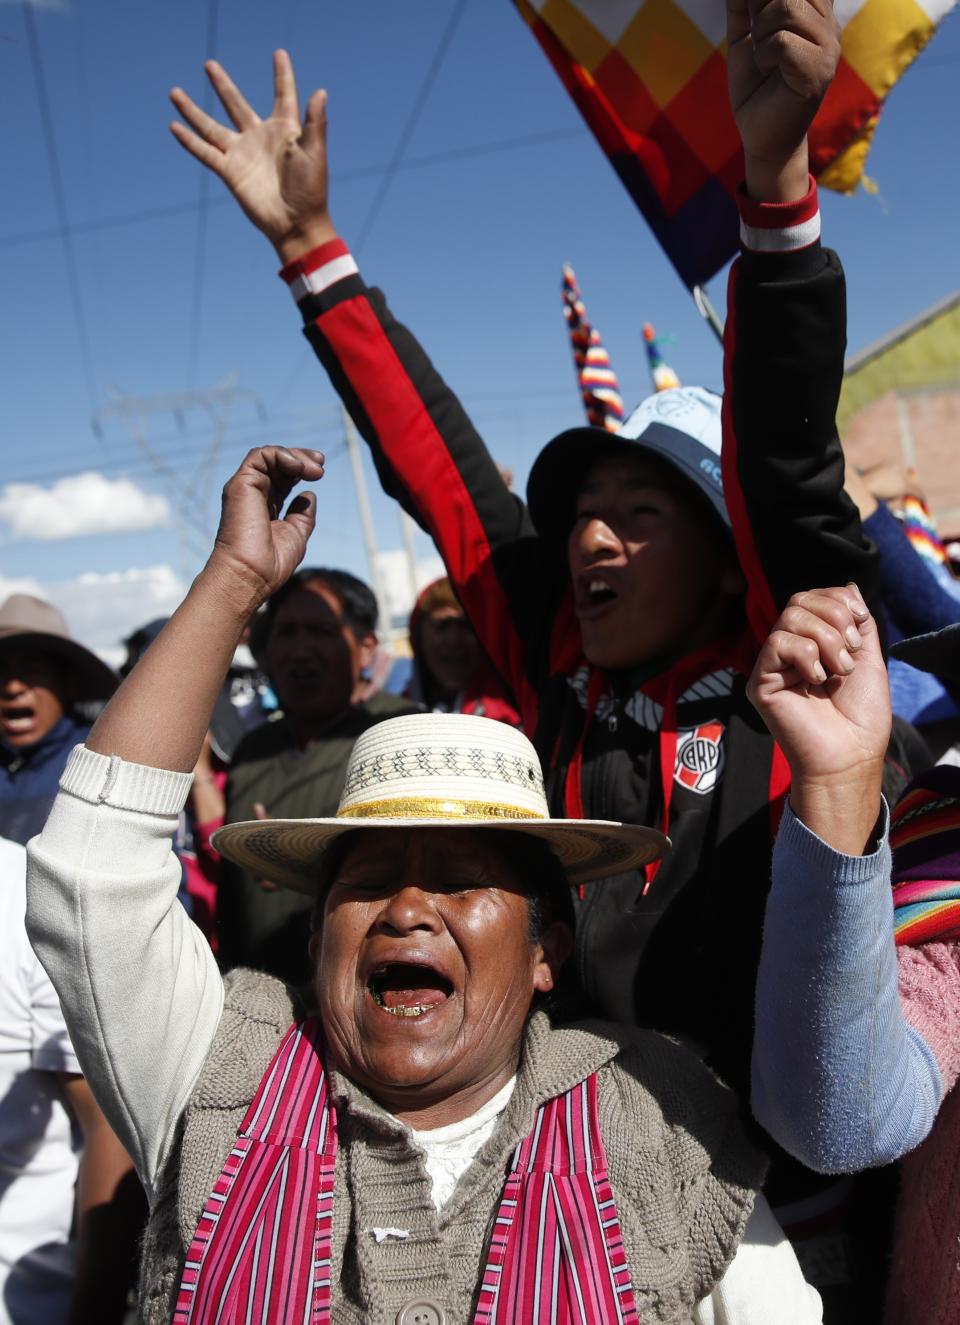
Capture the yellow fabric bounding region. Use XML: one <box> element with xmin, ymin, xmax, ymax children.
<box><xmin>518</xmin><ymin>0</ymin><xmax>955</xmax><ymax>191</ymax></box>
<box><xmin>818</xmin><ymin>118</ymin><xmax>879</xmax><ymax>195</ymax></box>
<box><xmin>337</xmin><ymin>797</ymin><xmax>549</xmax><ymax>821</ymax></box>
<box><xmin>841</xmin><ymin>0</ymin><xmax>936</xmax><ymax>97</ymax></box>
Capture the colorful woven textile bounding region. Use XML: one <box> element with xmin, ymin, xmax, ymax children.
<box><xmin>515</xmin><ymin>0</ymin><xmax>955</xmax><ymax>286</ymax></box>
<box><xmin>175</xmin><ymin>1017</ymin><xmax>639</xmax><ymax>1323</ymax></box>
<box><xmin>475</xmin><ymin>1070</ymin><xmax>639</xmax><ymax>1323</ymax></box>
<box><xmin>891</xmin><ymin>767</ymin><xmax>960</xmax><ymax>946</ymax></box>
<box><xmin>901</xmin><ymin>492</ymin><xmax>950</xmax><ymax>568</ymax></box>
<box><xmin>173</xmin><ymin>1018</ymin><xmax>337</xmax><ymax>1324</ymax></box>
<box><xmin>642</xmin><ymin>323</ymin><xmax>681</xmax><ymax>393</ymax></box>
<box><xmin>562</xmin><ymin>263</ymin><xmax>624</xmax><ymax>431</ymax></box>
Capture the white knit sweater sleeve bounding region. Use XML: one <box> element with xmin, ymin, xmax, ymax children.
<box><xmin>25</xmin><ymin>746</ymin><xmax>224</xmax><ymax>1202</ymax></box>
<box><xmin>693</xmin><ymin>1194</ymin><xmax>823</xmax><ymax>1323</ymax></box>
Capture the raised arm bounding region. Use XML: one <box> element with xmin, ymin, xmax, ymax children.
<box><xmin>27</xmin><ymin>447</ymin><xmax>324</xmax><ymax>1196</ymax></box>
<box><xmin>722</xmin><ymin>0</ymin><xmax>877</xmax><ymax>641</ymax></box>
<box><xmin>87</xmin><ymin>446</ymin><xmax>323</xmax><ymax>769</ymax></box>
<box><xmin>170</xmin><ymin>51</ymin><xmax>336</xmax><ymax>264</ymax></box>
<box><xmin>169</xmin><ymin>55</ymin><xmax>544</xmax><ymax>724</ymax></box>
<box><xmin>748</xmin><ymin>588</ymin><xmax>943</xmax><ymax>1170</ymax></box>
<box><xmin>728</xmin><ymin>0</ymin><xmax>839</xmax><ymax>205</ymax></box>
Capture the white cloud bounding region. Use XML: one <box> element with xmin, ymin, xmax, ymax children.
<box><xmin>375</xmin><ymin>549</ymin><xmax>445</xmax><ymax>631</ymax></box>
<box><xmin>0</xmin><ymin>574</ymin><xmax>45</xmax><ymax>599</ymax></box>
<box><xmin>0</xmin><ymin>472</ymin><xmax>171</xmax><ymax>542</ymax></box>
<box><xmin>0</xmin><ymin>565</ymin><xmax>186</xmax><ymax>666</ymax></box>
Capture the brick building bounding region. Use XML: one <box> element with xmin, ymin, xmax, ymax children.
<box><xmin>839</xmin><ymin>291</ymin><xmax>960</xmax><ymax>535</ymax></box>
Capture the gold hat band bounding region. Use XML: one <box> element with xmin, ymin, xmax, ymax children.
<box><xmin>336</xmin><ymin>796</ymin><xmax>548</xmax><ymax>822</ymax></box>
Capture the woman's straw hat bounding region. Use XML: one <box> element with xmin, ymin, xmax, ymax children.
<box><xmin>214</xmin><ymin>713</ymin><xmax>668</xmax><ymax>894</ymax></box>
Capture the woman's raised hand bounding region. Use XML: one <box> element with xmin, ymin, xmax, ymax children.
<box><xmin>87</xmin><ymin>445</ymin><xmax>323</xmax><ymax>772</ymax></box>
<box><xmin>170</xmin><ymin>51</ymin><xmax>336</xmax><ymax>263</ymax></box>
<box><xmin>207</xmin><ymin>446</ymin><xmax>325</xmax><ymax>612</ymax></box>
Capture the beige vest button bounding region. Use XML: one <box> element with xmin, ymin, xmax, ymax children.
<box><xmin>395</xmin><ymin>1300</ymin><xmax>446</xmax><ymax>1325</ymax></box>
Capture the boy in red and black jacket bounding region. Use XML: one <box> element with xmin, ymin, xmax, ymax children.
<box><xmin>171</xmin><ymin>2</ymin><xmax>895</xmax><ymax>1304</ymax></box>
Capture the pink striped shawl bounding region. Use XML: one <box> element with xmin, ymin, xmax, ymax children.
<box><xmin>173</xmin><ymin>1018</ymin><xmax>639</xmax><ymax>1324</ymax></box>
<box><xmin>173</xmin><ymin>1018</ymin><xmax>336</xmax><ymax>1324</ymax></box>
<box><xmin>476</xmin><ymin>1070</ymin><xmax>639</xmax><ymax>1323</ymax></box>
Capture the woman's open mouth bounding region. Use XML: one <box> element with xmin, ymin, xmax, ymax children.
<box><xmin>367</xmin><ymin>962</ymin><xmax>455</xmax><ymax>1020</ymax></box>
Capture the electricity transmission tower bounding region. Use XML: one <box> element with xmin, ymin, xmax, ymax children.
<box><xmin>92</xmin><ymin>376</ymin><xmax>265</xmax><ymax>581</ymax></box>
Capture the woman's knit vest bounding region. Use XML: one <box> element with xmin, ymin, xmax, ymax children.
<box><xmin>139</xmin><ymin>970</ymin><xmax>765</xmax><ymax>1325</ymax></box>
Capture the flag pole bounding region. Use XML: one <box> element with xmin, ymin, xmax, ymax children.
<box><xmin>692</xmin><ymin>285</ymin><xmax>724</xmax><ymax>344</ymax></box>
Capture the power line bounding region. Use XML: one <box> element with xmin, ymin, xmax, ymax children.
<box><xmin>185</xmin><ymin>0</ymin><xmax>221</xmax><ymax>389</ymax></box>
<box><xmin>275</xmin><ymin>0</ymin><xmax>471</xmax><ymax>403</ymax></box>
<box><xmin>9</xmin><ymin>404</ymin><xmax>337</xmax><ymax>475</ymax></box>
<box><xmin>0</xmin><ymin>198</ymin><xmax>230</xmax><ymax>250</ymax></box>
<box><xmin>283</xmin><ymin>0</ymin><xmax>302</xmax><ymax>54</ymax></box>
<box><xmin>0</xmin><ymin>127</ymin><xmax>588</xmax><ymax>253</ymax></box>
<box><xmin>22</xmin><ymin>1</ymin><xmax>100</xmax><ymax>417</ymax></box>
<box><xmin>353</xmin><ymin>0</ymin><xmax>471</xmax><ymax>255</ymax></box>
<box><xmin>13</xmin><ymin>428</ymin><xmax>349</xmax><ymax>490</ymax></box>
<box><xmin>7</xmin><ymin>377</ymin><xmax>576</xmax><ymax>488</ymax></box>
<box><xmin>378</xmin><ymin>125</ymin><xmax>587</xmax><ymax>174</ymax></box>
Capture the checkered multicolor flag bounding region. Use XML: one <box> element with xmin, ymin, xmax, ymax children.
<box><xmin>901</xmin><ymin>491</ymin><xmax>950</xmax><ymax>567</ymax></box>
<box><xmin>516</xmin><ymin>0</ymin><xmax>955</xmax><ymax>287</ymax></box>
<box><xmin>562</xmin><ymin>263</ymin><xmax>625</xmax><ymax>430</ymax></box>
<box><xmin>643</xmin><ymin>323</ymin><xmax>681</xmax><ymax>392</ymax></box>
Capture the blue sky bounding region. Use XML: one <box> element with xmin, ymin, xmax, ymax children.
<box><xmin>1</xmin><ymin>0</ymin><xmax>958</xmax><ymax>655</ymax></box>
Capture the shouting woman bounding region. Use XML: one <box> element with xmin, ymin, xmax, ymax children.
<box><xmin>26</xmin><ymin>447</ymin><xmax>819</xmax><ymax>1323</ymax></box>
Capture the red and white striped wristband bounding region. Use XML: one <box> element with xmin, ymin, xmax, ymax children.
<box><xmin>279</xmin><ymin>238</ymin><xmax>359</xmax><ymax>302</ymax></box>
<box><xmin>738</xmin><ymin>178</ymin><xmax>820</xmax><ymax>254</ymax></box>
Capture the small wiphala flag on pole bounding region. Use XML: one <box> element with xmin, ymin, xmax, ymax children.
<box><xmin>562</xmin><ymin>263</ymin><xmax>624</xmax><ymax>431</ymax></box>
<box><xmin>643</xmin><ymin>323</ymin><xmax>681</xmax><ymax>393</ymax></box>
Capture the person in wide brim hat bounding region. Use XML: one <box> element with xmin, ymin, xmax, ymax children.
<box><xmin>213</xmin><ymin>709</ymin><xmax>666</xmax><ymax>895</ymax></box>
<box><xmin>0</xmin><ymin>594</ymin><xmax>118</xmax><ymax>703</ymax></box>
<box><xmin>27</xmin><ymin>445</ymin><xmax>814</xmax><ymax>1324</ymax></box>
<box><xmin>1</xmin><ymin>593</ymin><xmax>118</xmax><ymax>844</ymax></box>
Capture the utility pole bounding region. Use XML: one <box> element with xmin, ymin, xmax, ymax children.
<box><xmin>398</xmin><ymin>509</ymin><xmax>420</xmax><ymax>608</ymax></box>
<box><xmin>341</xmin><ymin>404</ymin><xmax>390</xmax><ymax>632</ymax></box>
<box><xmin>92</xmin><ymin>376</ymin><xmax>265</xmax><ymax>582</ymax></box>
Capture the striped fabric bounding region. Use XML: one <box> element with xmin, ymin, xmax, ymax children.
<box><xmin>561</xmin><ymin>263</ymin><xmax>624</xmax><ymax>431</ymax></box>
<box><xmin>280</xmin><ymin>238</ymin><xmax>360</xmax><ymax>304</ymax></box>
<box><xmin>173</xmin><ymin>1019</ymin><xmax>337</xmax><ymax>1324</ymax></box>
<box><xmin>175</xmin><ymin>1019</ymin><xmax>638</xmax><ymax>1323</ymax></box>
<box><xmin>642</xmin><ymin>323</ymin><xmax>680</xmax><ymax>393</ymax></box>
<box><xmin>891</xmin><ymin>773</ymin><xmax>960</xmax><ymax>946</ymax></box>
<box><xmin>475</xmin><ymin>1071</ymin><xmax>639</xmax><ymax>1324</ymax></box>
<box><xmin>736</xmin><ymin>182</ymin><xmax>821</xmax><ymax>255</ymax></box>
<box><xmin>514</xmin><ymin>0</ymin><xmax>955</xmax><ymax>286</ymax></box>
<box><xmin>901</xmin><ymin>492</ymin><xmax>950</xmax><ymax>568</ymax></box>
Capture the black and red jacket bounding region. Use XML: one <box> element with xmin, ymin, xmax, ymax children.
<box><xmin>279</xmin><ymin>184</ymin><xmax>878</xmax><ymax>1116</ymax></box>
